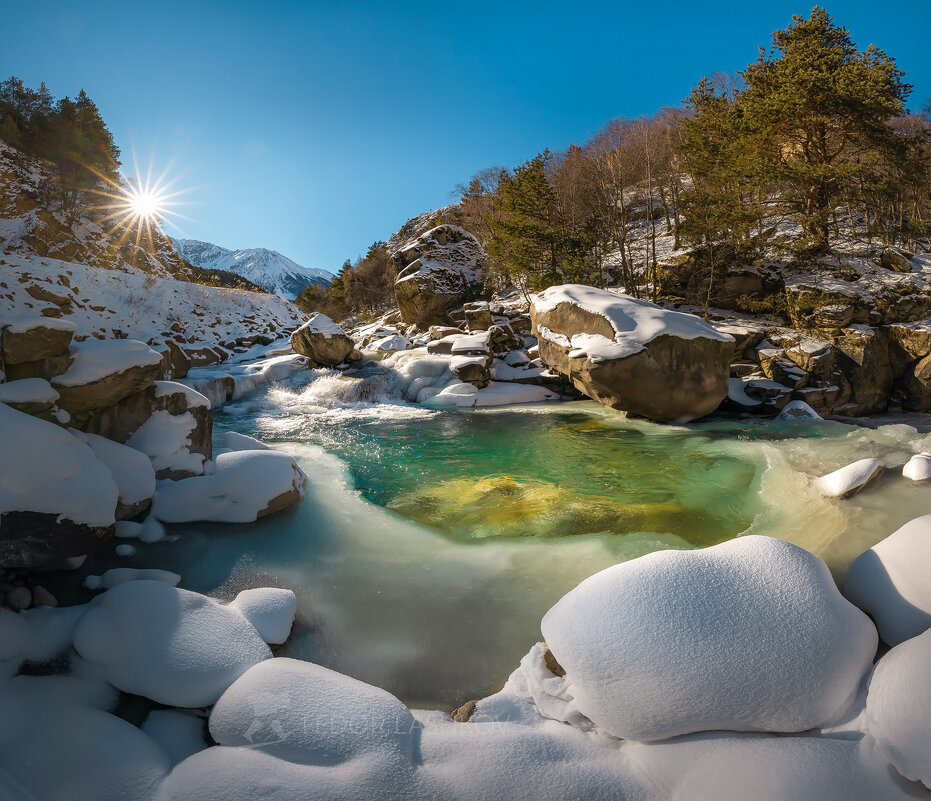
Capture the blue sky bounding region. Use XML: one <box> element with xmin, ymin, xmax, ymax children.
<box><xmin>5</xmin><ymin>1</ymin><xmax>930</xmax><ymax>271</ymax></box>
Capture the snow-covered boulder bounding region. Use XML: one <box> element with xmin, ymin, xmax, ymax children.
<box><xmin>151</xmin><ymin>449</ymin><xmax>306</xmax><ymax>523</ymax></box>
<box><xmin>863</xmin><ymin>627</ymin><xmax>931</xmax><ymax>789</ymax></box>
<box><xmin>530</xmin><ymin>284</ymin><xmax>735</xmax><ymax>422</ymax></box>
<box><xmin>817</xmin><ymin>458</ymin><xmax>885</xmax><ymax>498</ymax></box>
<box><xmin>0</xmin><ymin>402</ymin><xmax>117</xmax><ymax>568</ymax></box>
<box><xmin>51</xmin><ymin>338</ymin><xmax>163</xmax><ymax>414</ymax></box>
<box><xmin>540</xmin><ymin>535</ymin><xmax>877</xmax><ymax>741</ymax></box>
<box><xmin>209</xmin><ymin>658</ymin><xmax>416</xmax><ymax>762</ymax></box>
<box><xmin>370</xmin><ymin>333</ymin><xmax>411</xmax><ymax>354</ymax></box>
<box><xmin>141</xmin><ymin>709</ymin><xmax>207</xmax><ymax>768</ymax></box>
<box><xmin>72</xmin><ymin>580</ymin><xmax>273</xmax><ymax>707</ymax></box>
<box><xmin>902</xmin><ymin>452</ymin><xmax>931</xmax><ymax>481</ymax></box>
<box><xmin>0</xmin><ymin>376</ymin><xmax>61</xmax><ymax>419</ymax></box>
<box><xmin>845</xmin><ymin>514</ymin><xmax>931</xmax><ymax>646</ymax></box>
<box><xmin>70</xmin><ymin>430</ymin><xmax>156</xmax><ymax>519</ymax></box>
<box><xmin>392</xmin><ymin>225</ymin><xmax>484</xmax><ymax>328</ymax></box>
<box><xmin>290</xmin><ymin>313</ymin><xmax>354</xmax><ymax>366</ymax></box>
<box><xmin>228</xmin><ymin>588</ymin><xmax>297</xmax><ymax>645</ymax></box>
<box><xmin>0</xmin><ymin>314</ymin><xmax>76</xmax><ymax>364</ymax></box>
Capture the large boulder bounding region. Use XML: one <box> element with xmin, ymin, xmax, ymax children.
<box><xmin>290</xmin><ymin>313</ymin><xmax>354</xmax><ymax>366</ymax></box>
<box><xmin>1</xmin><ymin>315</ymin><xmax>76</xmax><ymax>364</ymax></box>
<box><xmin>51</xmin><ymin>339</ymin><xmax>163</xmax><ymax>415</ymax></box>
<box><xmin>391</xmin><ymin>225</ymin><xmax>484</xmax><ymax>328</ymax></box>
<box><xmin>0</xmin><ymin>403</ymin><xmax>117</xmax><ymax>568</ymax></box>
<box><xmin>530</xmin><ymin>284</ymin><xmax>734</xmax><ymax>422</ymax></box>
<box><xmin>845</xmin><ymin>514</ymin><xmax>931</xmax><ymax>646</ymax></box>
<box><xmin>540</xmin><ymin>536</ymin><xmax>877</xmax><ymax>742</ymax></box>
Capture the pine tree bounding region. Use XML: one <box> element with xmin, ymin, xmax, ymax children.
<box><xmin>740</xmin><ymin>7</ymin><xmax>910</xmax><ymax>254</ymax></box>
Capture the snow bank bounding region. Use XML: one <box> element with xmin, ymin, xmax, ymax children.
<box><xmin>71</xmin><ymin>430</ymin><xmax>155</xmax><ymax>508</ymax></box>
<box><xmin>0</xmin><ymin>377</ymin><xmax>59</xmax><ymax>404</ymax></box>
<box><xmin>54</xmin><ymin>338</ymin><xmax>162</xmax><ymax>386</ymax></box>
<box><xmin>532</xmin><ymin>284</ymin><xmax>733</xmax><ymax>362</ymax></box>
<box><xmin>151</xmin><ymin>449</ymin><xmax>305</xmax><ymax>523</ymax></box>
<box><xmin>0</xmin><ymin>402</ymin><xmax>117</xmax><ymax>527</ymax></box>
<box><xmin>209</xmin><ymin>658</ymin><xmax>415</xmax><ymax>762</ymax></box>
<box><xmin>845</xmin><ymin>514</ymin><xmax>931</xmax><ymax>645</ymax></box>
<box><xmin>141</xmin><ymin>709</ymin><xmax>207</xmax><ymax>768</ymax></box>
<box><xmin>540</xmin><ymin>535</ymin><xmax>877</xmax><ymax>741</ymax></box>
<box><xmin>817</xmin><ymin>458</ymin><xmax>885</xmax><ymax>498</ymax></box>
<box><xmin>127</xmin><ymin>410</ymin><xmax>206</xmax><ymax>477</ymax></box>
<box><xmin>863</xmin><ymin>627</ymin><xmax>931</xmax><ymax>789</ymax></box>
<box><xmin>73</xmin><ymin>580</ymin><xmax>272</xmax><ymax>706</ymax></box>
<box><xmin>220</xmin><ymin>430</ymin><xmax>269</xmax><ymax>451</ymax></box>
<box><xmin>228</xmin><ymin>588</ymin><xmax>297</xmax><ymax>644</ymax></box>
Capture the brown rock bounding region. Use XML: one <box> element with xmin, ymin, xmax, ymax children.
<box><xmin>290</xmin><ymin>314</ymin><xmax>354</xmax><ymax>366</ymax></box>
<box><xmin>1</xmin><ymin>319</ymin><xmax>75</xmax><ymax>364</ymax></box>
<box><xmin>451</xmin><ymin>700</ymin><xmax>478</xmax><ymax>723</ymax></box>
<box><xmin>0</xmin><ymin>511</ymin><xmax>114</xmax><ymax>570</ymax></box>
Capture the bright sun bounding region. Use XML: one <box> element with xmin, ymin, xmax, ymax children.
<box><xmin>126</xmin><ymin>187</ymin><xmax>165</xmax><ymax>221</ymax></box>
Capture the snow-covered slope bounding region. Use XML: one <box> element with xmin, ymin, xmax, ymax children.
<box><xmin>171</xmin><ymin>238</ymin><xmax>331</xmax><ymax>300</ymax></box>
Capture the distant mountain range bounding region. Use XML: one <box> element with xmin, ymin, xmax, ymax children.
<box><xmin>171</xmin><ymin>238</ymin><xmax>333</xmax><ymax>300</ymax></box>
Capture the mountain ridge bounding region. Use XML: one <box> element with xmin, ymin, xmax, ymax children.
<box><xmin>171</xmin><ymin>237</ymin><xmax>332</xmax><ymax>300</ymax></box>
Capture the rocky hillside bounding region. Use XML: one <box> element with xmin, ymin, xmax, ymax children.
<box><xmin>172</xmin><ymin>238</ymin><xmax>332</xmax><ymax>299</ymax></box>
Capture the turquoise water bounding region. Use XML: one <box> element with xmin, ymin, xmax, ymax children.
<box><xmin>102</xmin><ymin>368</ymin><xmax>931</xmax><ymax>708</ymax></box>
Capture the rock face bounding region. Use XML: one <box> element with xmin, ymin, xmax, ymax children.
<box><xmin>0</xmin><ymin>316</ymin><xmax>76</xmax><ymax>364</ymax></box>
<box><xmin>51</xmin><ymin>339</ymin><xmax>163</xmax><ymax>415</ymax></box>
<box><xmin>392</xmin><ymin>225</ymin><xmax>484</xmax><ymax>328</ymax></box>
<box><xmin>540</xmin><ymin>536</ymin><xmax>878</xmax><ymax>742</ymax></box>
<box><xmin>290</xmin><ymin>313</ymin><xmax>354</xmax><ymax>366</ymax></box>
<box><xmin>530</xmin><ymin>284</ymin><xmax>734</xmax><ymax>422</ymax></box>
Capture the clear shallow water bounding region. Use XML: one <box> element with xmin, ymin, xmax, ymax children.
<box><xmin>114</xmin><ymin>368</ymin><xmax>931</xmax><ymax>708</ymax></box>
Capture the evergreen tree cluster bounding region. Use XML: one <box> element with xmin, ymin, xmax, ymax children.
<box><xmin>296</xmin><ymin>241</ymin><xmax>394</xmax><ymax>319</ymax></box>
<box><xmin>459</xmin><ymin>8</ymin><xmax>930</xmax><ymax>297</ymax></box>
<box><xmin>0</xmin><ymin>76</ymin><xmax>121</xmax><ymax>213</ymax></box>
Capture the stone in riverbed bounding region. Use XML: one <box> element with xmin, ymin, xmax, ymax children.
<box><xmin>540</xmin><ymin>536</ymin><xmax>877</xmax><ymax>742</ymax></box>
<box><xmin>817</xmin><ymin>458</ymin><xmax>884</xmax><ymax>498</ymax></box>
<box><xmin>845</xmin><ymin>514</ymin><xmax>931</xmax><ymax>646</ymax></box>
<box><xmin>290</xmin><ymin>313</ymin><xmax>354</xmax><ymax>365</ymax></box>
<box><xmin>530</xmin><ymin>284</ymin><xmax>734</xmax><ymax>422</ymax></box>
<box><xmin>902</xmin><ymin>453</ymin><xmax>931</xmax><ymax>481</ymax></box>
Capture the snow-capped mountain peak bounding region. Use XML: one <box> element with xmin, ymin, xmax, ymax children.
<box><xmin>171</xmin><ymin>237</ymin><xmax>332</xmax><ymax>299</ymax></box>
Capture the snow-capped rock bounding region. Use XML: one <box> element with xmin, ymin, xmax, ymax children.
<box><xmin>150</xmin><ymin>449</ymin><xmax>306</xmax><ymax>523</ymax></box>
<box><xmin>539</xmin><ymin>535</ymin><xmax>877</xmax><ymax>742</ymax></box>
<box><xmin>72</xmin><ymin>580</ymin><xmax>273</xmax><ymax>707</ymax></box>
<box><xmin>530</xmin><ymin>284</ymin><xmax>735</xmax><ymax>422</ymax></box>
<box><xmin>290</xmin><ymin>313</ymin><xmax>354</xmax><ymax>365</ymax></box>
<box><xmin>845</xmin><ymin>514</ymin><xmax>931</xmax><ymax>646</ymax></box>
<box><xmin>172</xmin><ymin>238</ymin><xmax>332</xmax><ymax>299</ymax></box>
<box><xmin>228</xmin><ymin>588</ymin><xmax>297</xmax><ymax>645</ymax></box>
<box><xmin>902</xmin><ymin>452</ymin><xmax>931</xmax><ymax>481</ymax></box>
<box><xmin>863</xmin><ymin>626</ymin><xmax>931</xmax><ymax>789</ymax></box>
<box><xmin>817</xmin><ymin>458</ymin><xmax>885</xmax><ymax>498</ymax></box>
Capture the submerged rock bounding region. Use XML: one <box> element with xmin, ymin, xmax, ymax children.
<box><xmin>530</xmin><ymin>284</ymin><xmax>734</xmax><ymax>422</ymax></box>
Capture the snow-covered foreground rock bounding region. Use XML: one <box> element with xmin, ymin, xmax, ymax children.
<box><xmin>151</xmin><ymin>449</ymin><xmax>306</xmax><ymax>523</ymax></box>
<box><xmin>73</xmin><ymin>581</ymin><xmax>274</xmax><ymax>707</ymax></box>
<box><xmin>540</xmin><ymin>536</ymin><xmax>877</xmax><ymax>741</ymax></box>
<box><xmin>864</xmin><ymin>627</ymin><xmax>931</xmax><ymax>790</ymax></box>
<box><xmin>818</xmin><ymin>457</ymin><xmax>885</xmax><ymax>498</ymax></box>
<box><xmin>845</xmin><ymin>514</ymin><xmax>931</xmax><ymax>646</ymax></box>
<box><xmin>2</xmin><ymin>533</ymin><xmax>930</xmax><ymax>801</ymax></box>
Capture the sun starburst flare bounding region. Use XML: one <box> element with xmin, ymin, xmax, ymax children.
<box><xmin>86</xmin><ymin>152</ymin><xmax>195</xmax><ymax>253</ymax></box>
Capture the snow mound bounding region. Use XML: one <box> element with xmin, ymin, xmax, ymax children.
<box><xmin>151</xmin><ymin>449</ymin><xmax>305</xmax><ymax>523</ymax></box>
<box><xmin>0</xmin><ymin>402</ymin><xmax>117</xmax><ymax>527</ymax></box>
<box><xmin>228</xmin><ymin>588</ymin><xmax>297</xmax><ymax>644</ymax></box>
<box><xmin>0</xmin><ymin>377</ymin><xmax>59</xmax><ymax>404</ymax></box>
<box><xmin>817</xmin><ymin>458</ymin><xmax>885</xmax><ymax>498</ymax></box>
<box><xmin>532</xmin><ymin>284</ymin><xmax>733</xmax><ymax>362</ymax></box>
<box><xmin>209</xmin><ymin>657</ymin><xmax>416</xmax><ymax>763</ymax></box>
<box><xmin>141</xmin><ymin>709</ymin><xmax>207</xmax><ymax>768</ymax></box>
<box><xmin>902</xmin><ymin>452</ymin><xmax>931</xmax><ymax>481</ymax></box>
<box><xmin>540</xmin><ymin>535</ymin><xmax>877</xmax><ymax>741</ymax></box>
<box><xmin>72</xmin><ymin>580</ymin><xmax>272</xmax><ymax>707</ymax></box>
<box><xmin>863</xmin><ymin>627</ymin><xmax>931</xmax><ymax>789</ymax></box>
<box><xmin>71</xmin><ymin>430</ymin><xmax>155</xmax><ymax>508</ymax></box>
<box><xmin>845</xmin><ymin>514</ymin><xmax>931</xmax><ymax>645</ymax></box>
<box><xmin>84</xmin><ymin>567</ymin><xmax>181</xmax><ymax>591</ymax></box>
